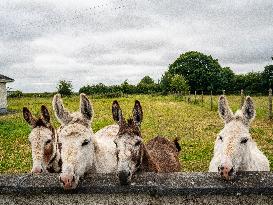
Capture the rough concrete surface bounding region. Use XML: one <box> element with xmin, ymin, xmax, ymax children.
<box><xmin>0</xmin><ymin>172</ymin><xmax>273</xmax><ymax>204</ymax></box>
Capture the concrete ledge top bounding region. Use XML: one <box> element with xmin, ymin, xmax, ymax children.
<box><xmin>0</xmin><ymin>172</ymin><xmax>272</xmax><ymax>196</ymax></box>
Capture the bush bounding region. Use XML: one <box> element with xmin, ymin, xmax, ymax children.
<box><xmin>8</xmin><ymin>90</ymin><xmax>23</xmax><ymax>98</ymax></box>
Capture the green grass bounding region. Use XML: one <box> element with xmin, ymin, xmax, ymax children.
<box><xmin>0</xmin><ymin>95</ymin><xmax>272</xmax><ymax>173</ymax></box>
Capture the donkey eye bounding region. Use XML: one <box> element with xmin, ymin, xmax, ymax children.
<box><xmin>241</xmin><ymin>138</ymin><xmax>248</xmax><ymax>144</ymax></box>
<box><xmin>45</xmin><ymin>139</ymin><xmax>51</xmax><ymax>144</ymax></box>
<box><xmin>219</xmin><ymin>136</ymin><xmax>223</xmax><ymax>141</ymax></box>
<box><xmin>82</xmin><ymin>139</ymin><xmax>90</xmax><ymax>146</ymax></box>
<box><xmin>135</xmin><ymin>141</ymin><xmax>141</xmax><ymax>146</ymax></box>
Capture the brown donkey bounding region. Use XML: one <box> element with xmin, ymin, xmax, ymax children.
<box><xmin>112</xmin><ymin>100</ymin><xmax>181</xmax><ymax>185</ymax></box>
<box><xmin>23</xmin><ymin>106</ymin><xmax>61</xmax><ymax>173</ymax></box>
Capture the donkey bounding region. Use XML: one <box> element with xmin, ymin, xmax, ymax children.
<box><xmin>209</xmin><ymin>95</ymin><xmax>270</xmax><ymax>180</ymax></box>
<box><xmin>112</xmin><ymin>100</ymin><xmax>181</xmax><ymax>185</ymax></box>
<box><xmin>23</xmin><ymin>106</ymin><xmax>61</xmax><ymax>173</ymax></box>
<box><xmin>53</xmin><ymin>93</ymin><xmax>117</xmax><ymax>189</ymax></box>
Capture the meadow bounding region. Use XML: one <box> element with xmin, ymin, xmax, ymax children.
<box><xmin>0</xmin><ymin>94</ymin><xmax>272</xmax><ymax>173</ymax></box>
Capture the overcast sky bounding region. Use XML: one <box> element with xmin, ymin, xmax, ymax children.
<box><xmin>0</xmin><ymin>0</ymin><xmax>273</xmax><ymax>92</ymax></box>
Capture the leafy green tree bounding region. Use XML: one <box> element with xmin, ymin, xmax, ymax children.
<box><xmin>168</xmin><ymin>51</ymin><xmax>223</xmax><ymax>92</ymax></box>
<box><xmin>160</xmin><ymin>71</ymin><xmax>173</xmax><ymax>94</ymax></box>
<box><xmin>262</xmin><ymin>65</ymin><xmax>273</xmax><ymax>89</ymax></box>
<box><xmin>57</xmin><ymin>80</ymin><xmax>73</xmax><ymax>96</ymax></box>
<box><xmin>121</xmin><ymin>80</ymin><xmax>136</xmax><ymax>94</ymax></box>
<box><xmin>170</xmin><ymin>74</ymin><xmax>189</xmax><ymax>93</ymax></box>
<box><xmin>216</xmin><ymin>67</ymin><xmax>236</xmax><ymax>93</ymax></box>
<box><xmin>137</xmin><ymin>76</ymin><xmax>159</xmax><ymax>94</ymax></box>
<box><xmin>138</xmin><ymin>76</ymin><xmax>155</xmax><ymax>85</ymax></box>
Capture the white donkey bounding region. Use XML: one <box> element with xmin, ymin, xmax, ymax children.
<box><xmin>52</xmin><ymin>93</ymin><xmax>118</xmax><ymax>189</ymax></box>
<box><xmin>209</xmin><ymin>95</ymin><xmax>270</xmax><ymax>180</ymax></box>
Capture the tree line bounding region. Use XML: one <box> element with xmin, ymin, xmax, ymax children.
<box><xmin>74</xmin><ymin>51</ymin><xmax>272</xmax><ymax>96</ymax></box>
<box><xmin>10</xmin><ymin>50</ymin><xmax>272</xmax><ymax>97</ymax></box>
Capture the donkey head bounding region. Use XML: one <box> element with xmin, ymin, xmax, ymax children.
<box><xmin>23</xmin><ymin>105</ymin><xmax>56</xmax><ymax>174</ymax></box>
<box><xmin>53</xmin><ymin>93</ymin><xmax>94</xmax><ymax>189</ymax></box>
<box><xmin>216</xmin><ymin>95</ymin><xmax>255</xmax><ymax>180</ymax></box>
<box><xmin>112</xmin><ymin>100</ymin><xmax>143</xmax><ymax>185</ymax></box>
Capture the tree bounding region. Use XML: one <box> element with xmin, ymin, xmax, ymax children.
<box><xmin>57</xmin><ymin>80</ymin><xmax>73</xmax><ymax>96</ymax></box>
<box><xmin>137</xmin><ymin>76</ymin><xmax>159</xmax><ymax>94</ymax></box>
<box><xmin>168</xmin><ymin>51</ymin><xmax>223</xmax><ymax>92</ymax></box>
<box><xmin>262</xmin><ymin>65</ymin><xmax>273</xmax><ymax>89</ymax></box>
<box><xmin>160</xmin><ymin>71</ymin><xmax>173</xmax><ymax>94</ymax></box>
<box><xmin>170</xmin><ymin>74</ymin><xmax>189</xmax><ymax>93</ymax></box>
<box><xmin>217</xmin><ymin>67</ymin><xmax>236</xmax><ymax>93</ymax></box>
<box><xmin>138</xmin><ymin>76</ymin><xmax>155</xmax><ymax>85</ymax></box>
<box><xmin>160</xmin><ymin>72</ymin><xmax>189</xmax><ymax>94</ymax></box>
<box><xmin>121</xmin><ymin>80</ymin><xmax>136</xmax><ymax>94</ymax></box>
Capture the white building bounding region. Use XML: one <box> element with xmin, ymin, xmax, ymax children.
<box><xmin>0</xmin><ymin>74</ymin><xmax>14</xmax><ymax>114</ymax></box>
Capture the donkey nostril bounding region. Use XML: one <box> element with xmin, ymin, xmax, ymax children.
<box><xmin>72</xmin><ymin>176</ymin><xmax>75</xmax><ymax>182</ymax></box>
<box><xmin>220</xmin><ymin>172</ymin><xmax>223</xmax><ymax>176</ymax></box>
<box><xmin>228</xmin><ymin>167</ymin><xmax>234</xmax><ymax>176</ymax></box>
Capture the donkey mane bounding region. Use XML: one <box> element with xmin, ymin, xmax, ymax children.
<box><xmin>118</xmin><ymin>118</ymin><xmax>141</xmax><ymax>137</ymax></box>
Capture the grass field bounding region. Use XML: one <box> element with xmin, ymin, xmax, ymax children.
<box><xmin>0</xmin><ymin>94</ymin><xmax>272</xmax><ymax>173</ymax></box>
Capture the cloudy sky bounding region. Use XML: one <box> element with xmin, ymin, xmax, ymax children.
<box><xmin>0</xmin><ymin>0</ymin><xmax>272</xmax><ymax>92</ymax></box>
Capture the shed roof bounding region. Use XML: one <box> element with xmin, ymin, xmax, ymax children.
<box><xmin>0</xmin><ymin>74</ymin><xmax>14</xmax><ymax>83</ymax></box>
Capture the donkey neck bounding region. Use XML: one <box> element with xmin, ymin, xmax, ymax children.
<box><xmin>239</xmin><ymin>141</ymin><xmax>259</xmax><ymax>171</ymax></box>
<box><xmin>46</xmin><ymin>129</ymin><xmax>62</xmax><ymax>173</ymax></box>
<box><xmin>139</xmin><ymin>144</ymin><xmax>159</xmax><ymax>172</ymax></box>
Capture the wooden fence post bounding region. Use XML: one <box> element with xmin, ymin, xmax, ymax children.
<box><xmin>222</xmin><ymin>90</ymin><xmax>225</xmax><ymax>95</ymax></box>
<box><xmin>269</xmin><ymin>88</ymin><xmax>272</xmax><ymax>120</ymax></box>
<box><xmin>210</xmin><ymin>90</ymin><xmax>213</xmax><ymax>111</ymax></box>
<box><xmin>188</xmin><ymin>91</ymin><xmax>191</xmax><ymax>103</ymax></box>
<box><xmin>194</xmin><ymin>91</ymin><xmax>197</xmax><ymax>104</ymax></box>
<box><xmin>240</xmin><ymin>89</ymin><xmax>244</xmax><ymax>108</ymax></box>
<box><xmin>201</xmin><ymin>91</ymin><xmax>204</xmax><ymax>106</ymax></box>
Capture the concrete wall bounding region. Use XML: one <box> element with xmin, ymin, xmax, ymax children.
<box><xmin>1</xmin><ymin>172</ymin><xmax>273</xmax><ymax>205</ymax></box>
<box><xmin>0</xmin><ymin>82</ymin><xmax>7</xmax><ymax>113</ymax></box>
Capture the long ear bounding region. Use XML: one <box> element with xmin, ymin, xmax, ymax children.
<box><xmin>41</xmin><ymin>105</ymin><xmax>50</xmax><ymax>123</ymax></box>
<box><xmin>218</xmin><ymin>95</ymin><xmax>233</xmax><ymax>124</ymax></box>
<box><xmin>23</xmin><ymin>107</ymin><xmax>37</xmax><ymax>127</ymax></box>
<box><xmin>112</xmin><ymin>100</ymin><xmax>124</xmax><ymax>125</ymax></box>
<box><xmin>133</xmin><ymin>100</ymin><xmax>143</xmax><ymax>126</ymax></box>
<box><xmin>52</xmin><ymin>94</ymin><xmax>72</xmax><ymax>125</ymax></box>
<box><xmin>80</xmin><ymin>93</ymin><xmax>93</xmax><ymax>121</ymax></box>
<box><xmin>242</xmin><ymin>96</ymin><xmax>255</xmax><ymax>125</ymax></box>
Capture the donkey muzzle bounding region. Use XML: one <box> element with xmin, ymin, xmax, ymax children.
<box><xmin>218</xmin><ymin>165</ymin><xmax>235</xmax><ymax>180</ymax></box>
<box><xmin>59</xmin><ymin>173</ymin><xmax>76</xmax><ymax>189</ymax></box>
<box><xmin>31</xmin><ymin>165</ymin><xmax>44</xmax><ymax>174</ymax></box>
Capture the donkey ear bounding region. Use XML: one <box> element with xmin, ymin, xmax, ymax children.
<box><xmin>52</xmin><ymin>94</ymin><xmax>72</xmax><ymax>125</ymax></box>
<box><xmin>218</xmin><ymin>95</ymin><xmax>233</xmax><ymax>124</ymax></box>
<box><xmin>23</xmin><ymin>107</ymin><xmax>37</xmax><ymax>127</ymax></box>
<box><xmin>112</xmin><ymin>100</ymin><xmax>124</xmax><ymax>125</ymax></box>
<box><xmin>242</xmin><ymin>96</ymin><xmax>255</xmax><ymax>125</ymax></box>
<box><xmin>133</xmin><ymin>100</ymin><xmax>143</xmax><ymax>126</ymax></box>
<box><xmin>41</xmin><ymin>105</ymin><xmax>50</xmax><ymax>123</ymax></box>
<box><xmin>80</xmin><ymin>93</ymin><xmax>93</xmax><ymax>121</ymax></box>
